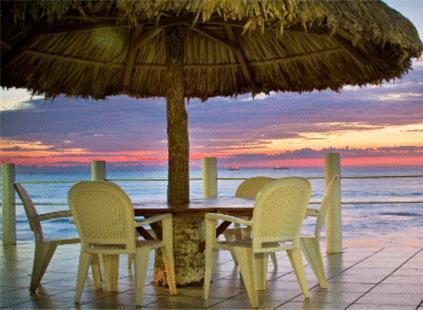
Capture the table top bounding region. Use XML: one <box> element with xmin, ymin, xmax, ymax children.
<box><xmin>133</xmin><ymin>197</ymin><xmax>254</xmax><ymax>216</ymax></box>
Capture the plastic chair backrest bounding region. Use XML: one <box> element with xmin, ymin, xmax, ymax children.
<box><xmin>68</xmin><ymin>181</ymin><xmax>136</xmax><ymax>254</ymax></box>
<box><xmin>235</xmin><ymin>176</ymin><xmax>273</xmax><ymax>200</ymax></box>
<box><xmin>251</xmin><ymin>177</ymin><xmax>311</xmax><ymax>250</ymax></box>
<box><xmin>315</xmin><ymin>175</ymin><xmax>340</xmax><ymax>239</ymax></box>
<box><xmin>14</xmin><ymin>183</ymin><xmax>43</xmax><ymax>239</ymax></box>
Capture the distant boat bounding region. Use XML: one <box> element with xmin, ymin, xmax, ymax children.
<box><xmin>228</xmin><ymin>166</ymin><xmax>240</xmax><ymax>171</ymax></box>
<box><xmin>273</xmin><ymin>166</ymin><xmax>289</xmax><ymax>170</ymax></box>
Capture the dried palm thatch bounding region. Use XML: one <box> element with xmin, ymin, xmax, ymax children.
<box><xmin>1</xmin><ymin>0</ymin><xmax>421</xmax><ymax>100</ymax></box>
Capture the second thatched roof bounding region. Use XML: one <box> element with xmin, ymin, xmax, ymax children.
<box><xmin>1</xmin><ymin>0</ymin><xmax>422</xmax><ymax>100</ymax></box>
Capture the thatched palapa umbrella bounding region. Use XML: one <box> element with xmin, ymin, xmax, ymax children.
<box><xmin>1</xmin><ymin>1</ymin><xmax>421</xmax><ymax>284</ymax></box>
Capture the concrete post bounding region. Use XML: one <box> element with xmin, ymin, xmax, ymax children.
<box><xmin>202</xmin><ymin>157</ymin><xmax>217</xmax><ymax>199</ymax></box>
<box><xmin>2</xmin><ymin>164</ymin><xmax>16</xmax><ymax>245</ymax></box>
<box><xmin>91</xmin><ymin>160</ymin><xmax>106</xmax><ymax>181</ymax></box>
<box><xmin>324</xmin><ymin>153</ymin><xmax>342</xmax><ymax>253</ymax></box>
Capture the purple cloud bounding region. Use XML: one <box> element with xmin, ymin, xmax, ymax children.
<box><xmin>1</xmin><ymin>62</ymin><xmax>422</xmax><ymax>166</ymax></box>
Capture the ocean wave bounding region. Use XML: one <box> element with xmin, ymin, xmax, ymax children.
<box><xmin>57</xmin><ymin>227</ymin><xmax>78</xmax><ymax>233</ymax></box>
<box><xmin>45</xmin><ymin>218</ymin><xmax>72</xmax><ymax>224</ymax></box>
<box><xmin>379</xmin><ymin>212</ymin><xmax>423</xmax><ymax>217</ymax></box>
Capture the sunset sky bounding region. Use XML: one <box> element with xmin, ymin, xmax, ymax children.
<box><xmin>1</xmin><ymin>1</ymin><xmax>422</xmax><ymax>169</ymax></box>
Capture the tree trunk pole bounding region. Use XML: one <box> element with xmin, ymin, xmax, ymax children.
<box><xmin>152</xmin><ymin>27</ymin><xmax>204</xmax><ymax>286</ymax></box>
<box><xmin>166</xmin><ymin>27</ymin><xmax>189</xmax><ymax>205</ymax></box>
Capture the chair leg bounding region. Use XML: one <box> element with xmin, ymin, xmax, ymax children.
<box><xmin>203</xmin><ymin>217</ymin><xmax>218</xmax><ymax>300</ymax></box>
<box><xmin>230</xmin><ymin>250</ymin><xmax>238</xmax><ymax>265</ymax></box>
<box><xmin>75</xmin><ymin>252</ymin><xmax>92</xmax><ymax>303</ymax></box>
<box><xmin>202</xmin><ymin>244</ymin><xmax>216</xmax><ymax>300</ymax></box>
<box><xmin>287</xmin><ymin>246</ymin><xmax>310</xmax><ymax>299</ymax></box>
<box><xmin>253</xmin><ymin>253</ymin><xmax>268</xmax><ymax>291</ymax></box>
<box><xmin>161</xmin><ymin>216</ymin><xmax>177</xmax><ymax>295</ymax></box>
<box><xmin>135</xmin><ymin>247</ymin><xmax>151</xmax><ymax>307</ymax></box>
<box><xmin>30</xmin><ymin>240</ymin><xmax>57</xmax><ymax>292</ymax></box>
<box><xmin>30</xmin><ymin>239</ymin><xmax>44</xmax><ymax>292</ymax></box>
<box><xmin>162</xmin><ymin>247</ymin><xmax>177</xmax><ymax>295</ymax></box>
<box><xmin>91</xmin><ymin>254</ymin><xmax>102</xmax><ymax>290</ymax></box>
<box><xmin>300</xmin><ymin>238</ymin><xmax>328</xmax><ymax>288</ymax></box>
<box><xmin>127</xmin><ymin>254</ymin><xmax>135</xmax><ymax>272</ymax></box>
<box><xmin>223</xmin><ymin>230</ymin><xmax>238</xmax><ymax>265</ymax></box>
<box><xmin>103</xmin><ymin>254</ymin><xmax>119</xmax><ymax>292</ymax></box>
<box><xmin>270</xmin><ymin>252</ymin><xmax>278</xmax><ymax>269</ymax></box>
<box><xmin>233</xmin><ymin>247</ymin><xmax>258</xmax><ymax>308</ymax></box>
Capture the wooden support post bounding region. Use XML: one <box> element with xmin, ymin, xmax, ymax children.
<box><xmin>2</xmin><ymin>163</ymin><xmax>16</xmax><ymax>245</ymax></box>
<box><xmin>202</xmin><ymin>157</ymin><xmax>217</xmax><ymax>199</ymax></box>
<box><xmin>91</xmin><ymin>160</ymin><xmax>106</xmax><ymax>181</ymax></box>
<box><xmin>324</xmin><ymin>153</ymin><xmax>342</xmax><ymax>253</ymax></box>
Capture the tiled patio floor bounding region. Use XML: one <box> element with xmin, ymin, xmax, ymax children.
<box><xmin>1</xmin><ymin>241</ymin><xmax>422</xmax><ymax>309</ymax></box>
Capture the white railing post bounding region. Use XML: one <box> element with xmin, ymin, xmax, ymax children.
<box><xmin>2</xmin><ymin>163</ymin><xmax>16</xmax><ymax>245</ymax></box>
<box><xmin>202</xmin><ymin>157</ymin><xmax>217</xmax><ymax>199</ymax></box>
<box><xmin>325</xmin><ymin>153</ymin><xmax>342</xmax><ymax>253</ymax></box>
<box><xmin>91</xmin><ymin>160</ymin><xmax>106</xmax><ymax>181</ymax></box>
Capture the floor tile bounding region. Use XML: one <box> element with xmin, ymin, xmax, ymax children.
<box><xmin>354</xmin><ymin>292</ymin><xmax>422</xmax><ymax>306</ymax></box>
<box><xmin>1</xmin><ymin>242</ymin><xmax>422</xmax><ymax>309</ymax></box>
<box><xmin>348</xmin><ymin>304</ymin><xmax>416</xmax><ymax>310</ymax></box>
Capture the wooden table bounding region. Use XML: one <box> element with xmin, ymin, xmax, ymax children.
<box><xmin>133</xmin><ymin>197</ymin><xmax>254</xmax><ymax>244</ymax></box>
<box><xmin>104</xmin><ymin>197</ymin><xmax>254</xmax><ymax>291</ymax></box>
<box><xmin>137</xmin><ymin>197</ymin><xmax>256</xmax><ymax>286</ymax></box>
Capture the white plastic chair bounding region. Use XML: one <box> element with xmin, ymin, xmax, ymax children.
<box><xmin>68</xmin><ymin>181</ymin><xmax>177</xmax><ymax>306</ymax></box>
<box><xmin>203</xmin><ymin>177</ymin><xmax>312</xmax><ymax>307</ymax></box>
<box><xmin>300</xmin><ymin>175</ymin><xmax>340</xmax><ymax>288</ymax></box>
<box><xmin>14</xmin><ymin>183</ymin><xmax>102</xmax><ymax>292</ymax></box>
<box><xmin>227</xmin><ymin>176</ymin><xmax>279</xmax><ymax>268</ymax></box>
<box><xmin>235</xmin><ymin>176</ymin><xmax>274</xmax><ymax>200</ymax></box>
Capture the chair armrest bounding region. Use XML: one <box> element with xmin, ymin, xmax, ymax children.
<box><xmin>134</xmin><ymin>213</ymin><xmax>172</xmax><ymax>227</ymax></box>
<box><xmin>306</xmin><ymin>208</ymin><xmax>319</xmax><ymax>217</ymax></box>
<box><xmin>205</xmin><ymin>213</ymin><xmax>252</xmax><ymax>226</ymax></box>
<box><xmin>37</xmin><ymin>210</ymin><xmax>72</xmax><ymax>221</ymax></box>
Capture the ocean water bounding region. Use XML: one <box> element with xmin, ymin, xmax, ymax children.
<box><xmin>1</xmin><ymin>167</ymin><xmax>422</xmax><ymax>244</ymax></box>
